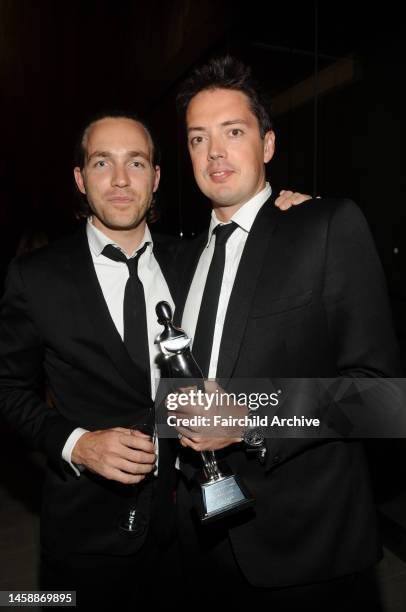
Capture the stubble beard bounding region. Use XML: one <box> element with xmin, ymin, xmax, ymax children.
<box><xmin>88</xmin><ymin>195</ymin><xmax>151</xmax><ymax>232</ymax></box>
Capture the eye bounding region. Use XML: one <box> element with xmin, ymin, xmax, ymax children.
<box><xmin>229</xmin><ymin>128</ymin><xmax>243</xmax><ymax>137</ymax></box>
<box><xmin>94</xmin><ymin>160</ymin><xmax>107</xmax><ymax>168</ymax></box>
<box><xmin>190</xmin><ymin>135</ymin><xmax>204</xmax><ymax>146</ymax></box>
<box><xmin>130</xmin><ymin>160</ymin><xmax>145</xmax><ymax>168</ymax></box>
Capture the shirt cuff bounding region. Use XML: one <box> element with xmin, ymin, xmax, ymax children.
<box><xmin>62</xmin><ymin>428</ymin><xmax>89</xmax><ymax>477</ymax></box>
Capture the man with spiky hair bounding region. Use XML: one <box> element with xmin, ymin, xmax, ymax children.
<box><xmin>174</xmin><ymin>56</ymin><xmax>400</xmax><ymax>609</ymax></box>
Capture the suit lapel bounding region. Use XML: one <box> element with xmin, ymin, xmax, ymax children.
<box><xmin>66</xmin><ymin>225</ymin><xmax>151</xmax><ymax>397</ymax></box>
<box><xmin>152</xmin><ymin>234</ymin><xmax>178</xmax><ymax>300</ymax></box>
<box><xmin>217</xmin><ymin>199</ymin><xmax>279</xmax><ymax>380</ymax></box>
<box><xmin>173</xmin><ymin>233</ymin><xmax>207</xmax><ymax>327</ymax></box>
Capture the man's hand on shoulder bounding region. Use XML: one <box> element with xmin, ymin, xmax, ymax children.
<box><xmin>275</xmin><ymin>190</ymin><xmax>313</xmax><ymax>210</ymax></box>
<box><xmin>71</xmin><ymin>427</ymin><xmax>156</xmax><ymax>484</ymax></box>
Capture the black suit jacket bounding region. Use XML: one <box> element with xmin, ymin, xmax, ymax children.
<box><xmin>175</xmin><ymin>197</ymin><xmax>402</xmax><ymax>587</ymax></box>
<box><xmin>0</xmin><ymin>223</ymin><xmax>178</xmax><ymax>556</ymax></box>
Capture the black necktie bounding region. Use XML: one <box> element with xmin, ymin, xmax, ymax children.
<box><xmin>192</xmin><ymin>222</ymin><xmax>238</xmax><ymax>378</ymax></box>
<box><xmin>102</xmin><ymin>243</ymin><xmax>150</xmax><ymax>386</ymax></box>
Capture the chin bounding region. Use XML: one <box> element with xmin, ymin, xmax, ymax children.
<box><xmin>102</xmin><ymin>216</ymin><xmax>141</xmax><ymax>231</ymax></box>
<box><xmin>212</xmin><ymin>192</ymin><xmax>240</xmax><ymax>207</ymax></box>
<box><xmin>207</xmin><ymin>188</ymin><xmax>231</xmax><ymax>203</ymax></box>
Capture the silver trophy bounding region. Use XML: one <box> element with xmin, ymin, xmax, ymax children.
<box><xmin>155</xmin><ymin>301</ymin><xmax>254</xmax><ymax>523</ymax></box>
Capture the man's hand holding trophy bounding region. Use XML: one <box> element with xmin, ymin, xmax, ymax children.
<box><xmin>171</xmin><ymin>379</ymin><xmax>247</xmax><ymax>451</ymax></box>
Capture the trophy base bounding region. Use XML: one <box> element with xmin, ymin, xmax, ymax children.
<box><xmin>118</xmin><ymin>509</ymin><xmax>147</xmax><ymax>536</ymax></box>
<box><xmin>197</xmin><ymin>474</ymin><xmax>254</xmax><ymax>523</ymax></box>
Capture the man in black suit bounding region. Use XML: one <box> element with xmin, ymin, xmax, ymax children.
<box><xmin>172</xmin><ymin>57</ymin><xmax>401</xmax><ymax>610</ymax></box>
<box><xmin>0</xmin><ymin>112</ymin><xmax>179</xmax><ymax>609</ymax></box>
<box><xmin>0</xmin><ymin>94</ymin><xmax>307</xmax><ymax>608</ymax></box>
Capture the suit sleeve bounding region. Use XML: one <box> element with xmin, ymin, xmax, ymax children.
<box><xmin>323</xmin><ymin>199</ymin><xmax>401</xmax><ymax>377</ymax></box>
<box><xmin>0</xmin><ymin>258</ymin><xmax>80</xmax><ymax>477</ymax></box>
<box><xmin>263</xmin><ymin>200</ymin><xmax>403</xmax><ymax>471</ymax></box>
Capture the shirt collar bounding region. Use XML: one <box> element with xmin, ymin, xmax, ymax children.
<box><xmin>205</xmin><ymin>182</ymin><xmax>272</xmax><ymax>248</ymax></box>
<box><xmin>86</xmin><ymin>217</ymin><xmax>153</xmax><ymax>259</ymax></box>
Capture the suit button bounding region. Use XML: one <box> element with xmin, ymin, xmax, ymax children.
<box><xmin>273</xmin><ymin>455</ymin><xmax>281</xmax><ymax>463</ymax></box>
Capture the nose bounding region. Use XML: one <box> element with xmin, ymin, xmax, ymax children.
<box><xmin>207</xmin><ymin>135</ymin><xmax>226</xmax><ymax>161</ymax></box>
<box><xmin>112</xmin><ymin>165</ymin><xmax>130</xmax><ymax>187</ymax></box>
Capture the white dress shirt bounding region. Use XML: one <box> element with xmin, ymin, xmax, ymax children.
<box><xmin>62</xmin><ymin>218</ymin><xmax>174</xmax><ymax>476</ymax></box>
<box><xmin>182</xmin><ymin>183</ymin><xmax>272</xmax><ymax>379</ymax></box>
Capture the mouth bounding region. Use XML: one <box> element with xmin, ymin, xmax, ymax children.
<box><xmin>107</xmin><ymin>196</ymin><xmax>133</xmax><ymax>205</ymax></box>
<box><xmin>107</xmin><ymin>196</ymin><xmax>133</xmax><ymax>209</ymax></box>
<box><xmin>209</xmin><ymin>169</ymin><xmax>234</xmax><ymax>183</ymax></box>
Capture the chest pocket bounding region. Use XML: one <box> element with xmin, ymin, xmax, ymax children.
<box><xmin>250</xmin><ymin>289</ymin><xmax>313</xmax><ymax>318</ymax></box>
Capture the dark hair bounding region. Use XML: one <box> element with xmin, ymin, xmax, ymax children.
<box><xmin>74</xmin><ymin>110</ymin><xmax>161</xmax><ymax>222</ymax></box>
<box><xmin>176</xmin><ymin>56</ymin><xmax>273</xmax><ymax>137</ymax></box>
<box><xmin>16</xmin><ymin>228</ymin><xmax>49</xmax><ymax>256</ymax></box>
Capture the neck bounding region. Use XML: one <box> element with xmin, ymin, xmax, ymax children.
<box><xmin>213</xmin><ymin>203</ymin><xmax>242</xmax><ymax>223</ymax></box>
<box><xmin>211</xmin><ymin>181</ymin><xmax>267</xmax><ymax>223</ymax></box>
<box><xmin>92</xmin><ymin>218</ymin><xmax>147</xmax><ymax>256</ymax></box>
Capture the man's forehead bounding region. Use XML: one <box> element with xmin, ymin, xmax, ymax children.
<box><xmin>186</xmin><ymin>89</ymin><xmax>254</xmax><ymax>126</ymax></box>
<box><xmin>84</xmin><ymin>117</ymin><xmax>152</xmax><ymax>154</ymax></box>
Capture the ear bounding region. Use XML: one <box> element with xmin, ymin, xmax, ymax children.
<box><xmin>263</xmin><ymin>130</ymin><xmax>275</xmax><ymax>164</ymax></box>
<box><xmin>153</xmin><ymin>165</ymin><xmax>161</xmax><ymax>193</ymax></box>
<box><xmin>74</xmin><ymin>167</ymin><xmax>86</xmax><ymax>195</ymax></box>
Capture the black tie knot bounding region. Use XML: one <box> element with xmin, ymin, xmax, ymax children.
<box><xmin>213</xmin><ymin>222</ymin><xmax>238</xmax><ymax>247</ymax></box>
<box><xmin>102</xmin><ymin>243</ymin><xmax>149</xmax><ymax>277</ymax></box>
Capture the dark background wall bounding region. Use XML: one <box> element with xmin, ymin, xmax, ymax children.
<box><xmin>1</xmin><ymin>0</ymin><xmax>405</xmax><ymax>355</ymax></box>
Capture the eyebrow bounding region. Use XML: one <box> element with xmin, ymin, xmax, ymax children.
<box><xmin>187</xmin><ymin>119</ymin><xmax>249</xmax><ymax>133</ymax></box>
<box><xmin>87</xmin><ymin>150</ymin><xmax>151</xmax><ymax>162</ymax></box>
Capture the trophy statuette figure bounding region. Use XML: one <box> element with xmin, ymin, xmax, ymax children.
<box><xmin>155</xmin><ymin>300</ymin><xmax>254</xmax><ymax>522</ymax></box>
